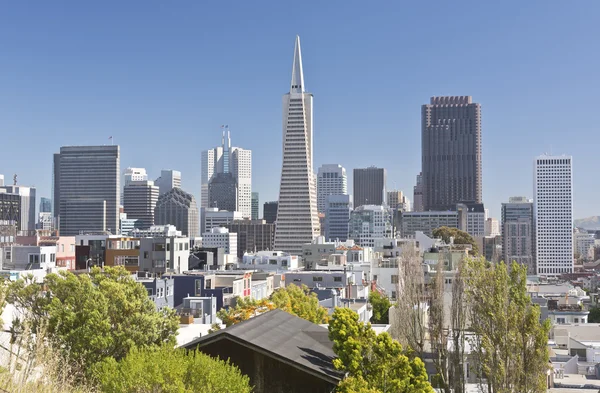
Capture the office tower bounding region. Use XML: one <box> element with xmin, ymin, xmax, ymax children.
<box><xmin>353</xmin><ymin>167</ymin><xmax>386</xmax><ymax>208</ymax></box>
<box><xmin>124</xmin><ymin>167</ymin><xmax>148</xmax><ymax>186</ymax></box>
<box><xmin>413</xmin><ymin>173</ymin><xmax>424</xmax><ymax>212</ymax></box>
<box><xmin>502</xmin><ymin>197</ymin><xmax>534</xmax><ymax>273</ymax></box>
<box><xmin>534</xmin><ymin>155</ymin><xmax>573</xmax><ymax>275</ymax></box>
<box><xmin>154</xmin><ymin>188</ymin><xmax>199</xmax><ymax>239</ymax></box>
<box><xmin>273</xmin><ymin>36</ymin><xmax>320</xmax><ymax>254</ymax></box>
<box><xmin>201</xmin><ymin>207</ymin><xmax>243</xmax><ymax>235</ymax></box>
<box><xmin>0</xmin><ymin>192</ymin><xmax>21</xmax><ymax>241</ymax></box>
<box><xmin>421</xmin><ymin>96</ymin><xmax>482</xmax><ymax>211</ymax></box>
<box><xmin>263</xmin><ymin>201</ymin><xmax>278</xmax><ymax>224</ymax></box>
<box><xmin>202</xmin><ymin>227</ymin><xmax>237</xmax><ymax>258</ymax></box>
<box><xmin>1</xmin><ymin>185</ymin><xmax>36</xmax><ymax>233</ymax></box>
<box><xmin>456</xmin><ymin>202</ymin><xmax>485</xmax><ymax>237</ymax></box>
<box><xmin>399</xmin><ymin>211</ymin><xmax>459</xmax><ymax>238</ymax></box>
<box><xmin>387</xmin><ymin>190</ymin><xmax>411</xmax><ymax>212</ymax></box>
<box><xmin>37</xmin><ymin>212</ymin><xmax>52</xmax><ymax>230</ymax></box>
<box><xmin>485</xmin><ymin>217</ymin><xmax>500</xmax><ymax>237</ymax></box>
<box><xmin>226</xmin><ymin>219</ymin><xmax>275</xmax><ymax>259</ymax></box>
<box><xmin>317</xmin><ymin>164</ymin><xmax>347</xmax><ymax>213</ymax></box>
<box><xmin>251</xmin><ymin>192</ymin><xmax>259</xmax><ymax>220</ymax></box>
<box><xmin>39</xmin><ymin>197</ymin><xmax>52</xmax><ymax>213</ymax></box>
<box><xmin>155</xmin><ymin>170</ymin><xmax>181</xmax><ymax>196</ymax></box>
<box><xmin>349</xmin><ymin>205</ymin><xmax>392</xmax><ymax>247</ymax></box>
<box><xmin>54</xmin><ymin>146</ymin><xmax>120</xmax><ymax>235</ymax></box>
<box><xmin>0</xmin><ymin>174</ymin><xmax>3</xmax><ymax>187</ymax></box>
<box><xmin>52</xmin><ymin>154</ymin><xmax>60</xmax><ymax>222</ymax></box>
<box><xmin>574</xmin><ymin>230</ymin><xmax>595</xmax><ymax>260</ymax></box>
<box><xmin>325</xmin><ymin>195</ymin><xmax>352</xmax><ymax>242</ymax></box>
<box><xmin>123</xmin><ymin>180</ymin><xmax>159</xmax><ymax>229</ymax></box>
<box><xmin>201</xmin><ymin>129</ymin><xmax>252</xmax><ymax>218</ymax></box>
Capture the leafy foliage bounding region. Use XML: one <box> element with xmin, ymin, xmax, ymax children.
<box><xmin>432</xmin><ymin>226</ymin><xmax>479</xmax><ymax>255</ymax></box>
<box><xmin>93</xmin><ymin>345</ymin><xmax>251</xmax><ymax>393</ymax></box>
<box><xmin>217</xmin><ymin>284</ymin><xmax>329</xmax><ymax>327</ymax></box>
<box><xmin>368</xmin><ymin>291</ymin><xmax>390</xmax><ymax>324</ymax></box>
<box><xmin>7</xmin><ymin>267</ymin><xmax>179</xmax><ymax>378</ymax></box>
<box><xmin>464</xmin><ymin>257</ymin><xmax>550</xmax><ymax>393</ymax></box>
<box><xmin>589</xmin><ymin>306</ymin><xmax>600</xmax><ymax>323</ymax></box>
<box><xmin>329</xmin><ymin>308</ymin><xmax>434</xmax><ymax>393</ymax></box>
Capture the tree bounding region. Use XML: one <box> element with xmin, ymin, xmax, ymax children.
<box><xmin>329</xmin><ymin>308</ymin><xmax>434</xmax><ymax>393</ymax></box>
<box><xmin>7</xmin><ymin>267</ymin><xmax>179</xmax><ymax>378</ymax></box>
<box><xmin>589</xmin><ymin>306</ymin><xmax>600</xmax><ymax>323</ymax></box>
<box><xmin>369</xmin><ymin>290</ymin><xmax>391</xmax><ymax>324</ymax></box>
<box><xmin>93</xmin><ymin>345</ymin><xmax>251</xmax><ymax>393</ymax></box>
<box><xmin>432</xmin><ymin>226</ymin><xmax>479</xmax><ymax>255</ymax></box>
<box><xmin>217</xmin><ymin>284</ymin><xmax>329</xmax><ymax>327</ymax></box>
<box><xmin>464</xmin><ymin>257</ymin><xmax>550</xmax><ymax>393</ymax></box>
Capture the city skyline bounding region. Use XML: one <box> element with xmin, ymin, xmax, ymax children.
<box><xmin>1</xmin><ymin>3</ymin><xmax>599</xmax><ymax>220</ymax></box>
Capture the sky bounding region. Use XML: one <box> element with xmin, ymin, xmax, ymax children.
<box><xmin>0</xmin><ymin>1</ymin><xmax>599</xmax><ymax>220</ymax></box>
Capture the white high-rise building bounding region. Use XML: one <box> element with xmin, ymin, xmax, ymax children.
<box><xmin>122</xmin><ymin>168</ymin><xmax>148</xmax><ymax>204</ymax></box>
<box><xmin>317</xmin><ymin>164</ymin><xmax>347</xmax><ymax>213</ymax></box>
<box><xmin>534</xmin><ymin>155</ymin><xmax>573</xmax><ymax>275</ymax></box>
<box><xmin>201</xmin><ymin>129</ymin><xmax>252</xmax><ymax>218</ymax></box>
<box><xmin>0</xmin><ymin>185</ymin><xmax>36</xmax><ymax>233</ymax></box>
<box><xmin>155</xmin><ymin>170</ymin><xmax>181</xmax><ymax>196</ymax></box>
<box><xmin>273</xmin><ymin>36</ymin><xmax>320</xmax><ymax>255</ymax></box>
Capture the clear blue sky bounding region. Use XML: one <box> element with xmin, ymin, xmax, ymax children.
<box><xmin>1</xmin><ymin>1</ymin><xmax>599</xmax><ymax>219</ymax></box>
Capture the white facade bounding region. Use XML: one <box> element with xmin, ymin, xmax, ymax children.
<box><xmin>139</xmin><ymin>235</ymin><xmax>189</xmax><ymax>274</ymax></box>
<box><xmin>201</xmin><ymin>208</ymin><xmax>243</xmax><ymax>234</ymax></box>
<box><xmin>349</xmin><ymin>205</ymin><xmax>392</xmax><ymax>248</ymax></box>
<box><xmin>241</xmin><ymin>251</ymin><xmax>299</xmax><ymax>270</ymax></box>
<box><xmin>534</xmin><ymin>155</ymin><xmax>573</xmax><ymax>275</ymax></box>
<box><xmin>274</xmin><ymin>36</ymin><xmax>320</xmax><ymax>255</ymax></box>
<box><xmin>123</xmin><ymin>168</ymin><xmax>148</xmax><ymax>187</ymax></box>
<box><xmin>37</xmin><ymin>212</ymin><xmax>52</xmax><ymax>230</ymax></box>
<box><xmin>574</xmin><ymin>230</ymin><xmax>595</xmax><ymax>259</ymax></box>
<box><xmin>317</xmin><ymin>164</ymin><xmax>347</xmax><ymax>213</ymax></box>
<box><xmin>155</xmin><ymin>170</ymin><xmax>181</xmax><ymax>196</ymax></box>
<box><xmin>201</xmin><ymin>131</ymin><xmax>252</xmax><ymax>218</ymax></box>
<box><xmin>202</xmin><ymin>227</ymin><xmax>237</xmax><ymax>258</ymax></box>
<box><xmin>131</xmin><ymin>225</ymin><xmax>181</xmax><ymax>238</ymax></box>
<box><xmin>485</xmin><ymin>217</ymin><xmax>500</xmax><ymax>237</ymax></box>
<box><xmin>1</xmin><ymin>185</ymin><xmax>36</xmax><ymax>233</ymax></box>
<box><xmin>1</xmin><ymin>245</ymin><xmax>57</xmax><ymax>270</ymax></box>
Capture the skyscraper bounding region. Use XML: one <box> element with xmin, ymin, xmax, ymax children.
<box><xmin>273</xmin><ymin>36</ymin><xmax>320</xmax><ymax>254</ymax></box>
<box><xmin>502</xmin><ymin>196</ymin><xmax>534</xmax><ymax>273</ymax></box>
<box><xmin>55</xmin><ymin>146</ymin><xmax>120</xmax><ymax>235</ymax></box>
<box><xmin>122</xmin><ymin>167</ymin><xmax>148</xmax><ymax>204</ymax></box>
<box><xmin>421</xmin><ymin>96</ymin><xmax>482</xmax><ymax>211</ymax></box>
<box><xmin>39</xmin><ymin>197</ymin><xmax>52</xmax><ymax>213</ymax></box>
<box><xmin>154</xmin><ymin>187</ymin><xmax>199</xmax><ymax>239</ymax></box>
<box><xmin>413</xmin><ymin>172</ymin><xmax>424</xmax><ymax>212</ymax></box>
<box><xmin>251</xmin><ymin>192</ymin><xmax>259</xmax><ymax>220</ymax></box>
<box><xmin>325</xmin><ymin>194</ymin><xmax>352</xmax><ymax>242</ymax></box>
<box><xmin>263</xmin><ymin>201</ymin><xmax>278</xmax><ymax>224</ymax></box>
<box><xmin>534</xmin><ymin>155</ymin><xmax>573</xmax><ymax>275</ymax></box>
<box><xmin>123</xmin><ymin>180</ymin><xmax>159</xmax><ymax>229</ymax></box>
<box><xmin>1</xmin><ymin>185</ymin><xmax>36</xmax><ymax>233</ymax></box>
<box><xmin>317</xmin><ymin>164</ymin><xmax>347</xmax><ymax>213</ymax></box>
<box><xmin>201</xmin><ymin>129</ymin><xmax>252</xmax><ymax>218</ymax></box>
<box><xmin>155</xmin><ymin>170</ymin><xmax>181</xmax><ymax>196</ymax></box>
<box><xmin>353</xmin><ymin>167</ymin><xmax>386</xmax><ymax>208</ymax></box>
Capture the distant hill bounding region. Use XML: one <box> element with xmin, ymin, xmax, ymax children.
<box><xmin>574</xmin><ymin>216</ymin><xmax>600</xmax><ymax>230</ymax></box>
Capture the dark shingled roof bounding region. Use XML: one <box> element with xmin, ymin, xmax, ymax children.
<box><xmin>184</xmin><ymin>309</ymin><xmax>345</xmax><ymax>383</ymax></box>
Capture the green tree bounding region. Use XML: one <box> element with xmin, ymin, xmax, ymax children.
<box><xmin>432</xmin><ymin>226</ymin><xmax>479</xmax><ymax>255</ymax></box>
<box><xmin>589</xmin><ymin>306</ymin><xmax>600</xmax><ymax>323</ymax></box>
<box><xmin>464</xmin><ymin>257</ymin><xmax>550</xmax><ymax>393</ymax></box>
<box><xmin>7</xmin><ymin>267</ymin><xmax>179</xmax><ymax>378</ymax></box>
<box><xmin>329</xmin><ymin>308</ymin><xmax>434</xmax><ymax>393</ymax></box>
<box><xmin>218</xmin><ymin>284</ymin><xmax>329</xmax><ymax>327</ymax></box>
<box><xmin>369</xmin><ymin>291</ymin><xmax>391</xmax><ymax>324</ymax></box>
<box><xmin>93</xmin><ymin>345</ymin><xmax>251</xmax><ymax>393</ymax></box>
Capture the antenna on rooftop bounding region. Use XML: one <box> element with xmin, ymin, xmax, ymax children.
<box><xmin>13</xmin><ymin>174</ymin><xmax>17</xmax><ymax>186</ymax></box>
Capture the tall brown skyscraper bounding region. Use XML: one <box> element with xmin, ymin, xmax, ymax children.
<box><xmin>421</xmin><ymin>96</ymin><xmax>482</xmax><ymax>211</ymax></box>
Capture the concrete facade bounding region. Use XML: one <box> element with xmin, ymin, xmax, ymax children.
<box><xmin>502</xmin><ymin>197</ymin><xmax>534</xmax><ymax>272</ymax></box>
<box><xmin>154</xmin><ymin>169</ymin><xmax>181</xmax><ymax>196</ymax></box>
<box><xmin>0</xmin><ymin>185</ymin><xmax>36</xmax><ymax>233</ymax></box>
<box><xmin>123</xmin><ymin>180</ymin><xmax>159</xmax><ymax>229</ymax></box>
<box><xmin>226</xmin><ymin>219</ymin><xmax>275</xmax><ymax>259</ymax></box>
<box><xmin>325</xmin><ymin>194</ymin><xmax>352</xmax><ymax>242</ymax></box>
<box><xmin>139</xmin><ymin>235</ymin><xmax>190</xmax><ymax>274</ymax></box>
<box><xmin>155</xmin><ymin>188</ymin><xmax>199</xmax><ymax>238</ymax></box>
<box><xmin>353</xmin><ymin>167</ymin><xmax>386</xmax><ymax>208</ymax></box>
<box><xmin>348</xmin><ymin>205</ymin><xmax>392</xmax><ymax>248</ymax></box>
<box><xmin>317</xmin><ymin>164</ymin><xmax>347</xmax><ymax>213</ymax></box>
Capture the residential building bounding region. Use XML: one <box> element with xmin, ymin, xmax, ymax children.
<box><xmin>201</xmin><ymin>208</ymin><xmax>243</xmax><ymax>235</ymax></box>
<box><xmin>574</xmin><ymin>230</ymin><xmax>595</xmax><ymax>260</ymax></box>
<box><xmin>202</xmin><ymin>227</ymin><xmax>237</xmax><ymax>259</ymax></box>
<box><xmin>285</xmin><ymin>270</ymin><xmax>368</xmax><ymax>299</ymax></box>
<box><xmin>263</xmin><ymin>201</ymin><xmax>277</xmax><ymax>224</ymax></box>
<box><xmin>105</xmin><ymin>236</ymin><xmax>141</xmax><ymax>272</ymax></box>
<box><xmin>325</xmin><ymin>194</ymin><xmax>352</xmax><ymax>242</ymax></box>
<box><xmin>274</xmin><ymin>36</ymin><xmax>320</xmax><ymax>254</ymax></box>
<box><xmin>139</xmin><ymin>235</ymin><xmax>190</xmax><ymax>274</ymax></box>
<box><xmin>349</xmin><ymin>205</ymin><xmax>392</xmax><ymax>248</ymax></box>
<box><xmin>226</xmin><ymin>219</ymin><xmax>275</xmax><ymax>259</ymax></box>
<box><xmin>0</xmin><ymin>245</ymin><xmax>56</xmax><ymax>270</ymax></box>
<box><xmin>54</xmin><ymin>146</ymin><xmax>120</xmax><ymax>236</ymax></box>
<box><xmin>399</xmin><ymin>211</ymin><xmax>459</xmax><ymax>238</ymax></box>
<box><xmin>485</xmin><ymin>217</ymin><xmax>500</xmax><ymax>237</ymax></box>
<box><xmin>139</xmin><ymin>275</ymin><xmax>175</xmax><ymax>310</ymax></box>
<box><xmin>39</xmin><ymin>197</ymin><xmax>51</xmax><ymax>213</ymax></box>
<box><xmin>74</xmin><ymin>233</ymin><xmax>108</xmax><ymax>270</ymax></box>
<box><xmin>183</xmin><ymin>310</ymin><xmax>344</xmax><ymax>393</ymax></box>
<box><xmin>353</xmin><ymin>167</ymin><xmax>386</xmax><ymax>207</ymax></box>
<box><xmin>131</xmin><ymin>225</ymin><xmax>181</xmax><ymax>238</ymax></box>
<box><xmin>534</xmin><ymin>155</ymin><xmax>573</xmax><ymax>275</ymax></box>
<box><xmin>1</xmin><ymin>185</ymin><xmax>36</xmax><ymax>233</ymax></box>
<box><xmin>251</xmin><ymin>192</ymin><xmax>259</xmax><ymax>220</ymax></box>
<box><xmin>188</xmin><ymin>247</ymin><xmax>226</xmax><ymax>270</ymax></box>
<box><xmin>241</xmin><ymin>251</ymin><xmax>300</xmax><ymax>270</ymax></box>
<box><xmin>421</xmin><ymin>96</ymin><xmax>482</xmax><ymax>211</ymax></box>
<box><xmin>413</xmin><ymin>172</ymin><xmax>424</xmax><ymax>212</ymax></box>
<box><xmin>456</xmin><ymin>202</ymin><xmax>485</xmax><ymax>237</ymax></box>
<box><xmin>201</xmin><ymin>129</ymin><xmax>252</xmax><ymax>218</ymax></box>
<box><xmin>317</xmin><ymin>164</ymin><xmax>347</xmax><ymax>213</ymax></box>
<box><xmin>154</xmin><ymin>169</ymin><xmax>181</xmax><ymax>196</ymax></box>
<box><xmin>154</xmin><ymin>187</ymin><xmax>199</xmax><ymax>238</ymax></box>
<box><xmin>502</xmin><ymin>197</ymin><xmax>534</xmax><ymax>272</ymax></box>
<box><xmin>123</xmin><ymin>180</ymin><xmax>159</xmax><ymax>229</ymax></box>
<box><xmin>54</xmin><ymin>236</ymin><xmax>76</xmax><ymax>270</ymax></box>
